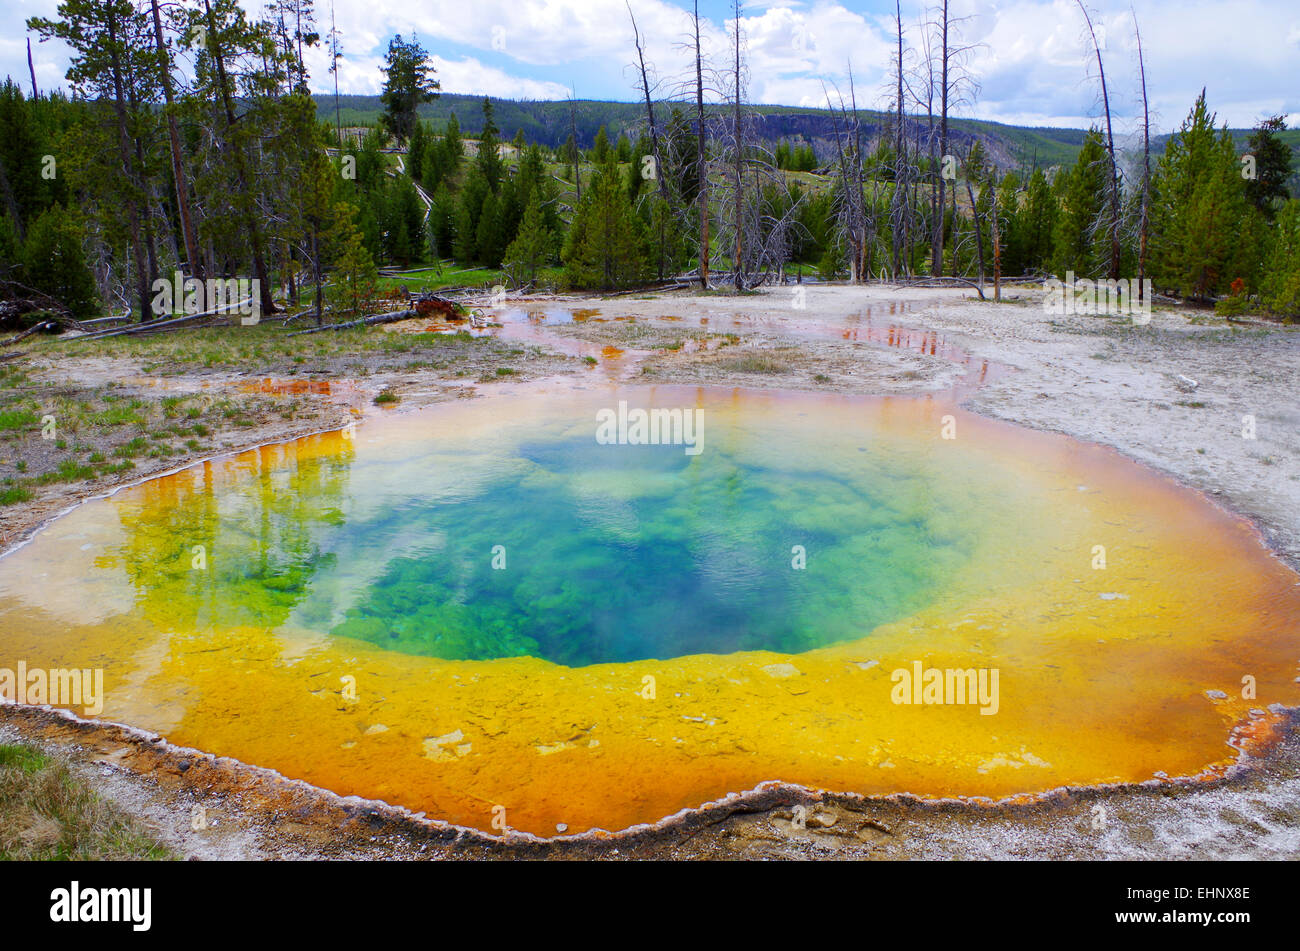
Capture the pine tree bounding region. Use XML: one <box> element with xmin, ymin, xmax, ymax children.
<box><xmin>476</xmin><ymin>99</ymin><xmax>503</xmax><ymax>192</ymax></box>
<box><xmin>0</xmin><ymin>80</ymin><xmax>65</xmax><ymax>232</ymax></box>
<box><xmin>379</xmin><ymin>34</ymin><xmax>439</xmax><ymax>144</ymax></box>
<box><xmin>381</xmin><ymin>175</ymin><xmax>425</xmax><ymax>266</ymax></box>
<box><xmin>475</xmin><ymin>191</ymin><xmax>503</xmax><ymax>267</ymax></box>
<box><xmin>775</xmin><ymin>141</ymin><xmax>791</xmax><ymax>171</ymax></box>
<box><xmin>1021</xmin><ymin>167</ymin><xmax>1058</xmax><ymax>273</ymax></box>
<box><xmin>1258</xmin><ymin>199</ymin><xmax>1300</xmax><ymax>319</ymax></box>
<box><xmin>453</xmin><ymin>199</ymin><xmax>476</xmax><ymax>262</ymax></box>
<box><xmin>1052</xmin><ymin>130</ymin><xmax>1109</xmax><ymax>277</ymax></box>
<box><xmin>452</xmin><ymin>168</ymin><xmax>489</xmax><ymax>263</ymax></box>
<box><xmin>503</xmin><ymin>187</ymin><xmax>554</xmax><ymax>283</ymax></box>
<box><xmin>421</xmin><ymin>137</ymin><xmax>445</xmax><ymax>190</ymax></box>
<box><xmin>408</xmin><ymin>120</ymin><xmax>428</xmax><ymax>181</ymax></box>
<box><xmin>642</xmin><ymin>192</ymin><xmax>685</xmax><ymax>280</ymax></box>
<box><xmin>996</xmin><ymin>172</ymin><xmax>1025</xmax><ymax>277</ymax></box>
<box><xmin>1244</xmin><ymin>117</ymin><xmax>1293</xmax><ymax>218</ymax></box>
<box><xmin>354</xmin><ymin>127</ymin><xmax>387</xmax><ymax>191</ymax></box>
<box><xmin>20</xmin><ymin>204</ymin><xmax>99</xmax><ymax>319</ymax></box>
<box><xmin>560</xmin><ymin>133</ymin><xmax>578</xmax><ymax>167</ymax></box>
<box><xmin>1150</xmin><ymin>92</ymin><xmax>1258</xmax><ymax>299</ymax></box>
<box><xmin>591</xmin><ymin>126</ymin><xmax>610</xmax><ymax>164</ymax></box>
<box><xmin>562</xmin><ymin>159</ymin><xmax>650</xmax><ymax>289</ymax></box>
<box><xmin>327</xmin><ymin>201</ymin><xmax>377</xmax><ymax>316</ymax></box>
<box><xmin>28</xmin><ymin>0</ymin><xmax>161</xmax><ymax>320</ymax></box>
<box><xmin>429</xmin><ymin>183</ymin><xmax>456</xmax><ymax>261</ymax></box>
<box><xmin>444</xmin><ymin>112</ymin><xmax>462</xmax><ymax>161</ymax></box>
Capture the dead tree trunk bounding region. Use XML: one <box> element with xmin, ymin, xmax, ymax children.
<box><xmin>932</xmin><ymin>0</ymin><xmax>950</xmax><ymax>277</ymax></box>
<box><xmin>105</xmin><ymin>8</ymin><xmax>152</xmax><ymax>321</ymax></box>
<box><xmin>1077</xmin><ymin>0</ymin><xmax>1121</xmax><ymax>280</ymax></box>
<box><xmin>568</xmin><ymin>93</ymin><xmax>581</xmax><ymax>201</ymax></box>
<box><xmin>963</xmin><ymin>172</ymin><xmax>986</xmax><ymax>299</ymax></box>
<box><xmin>628</xmin><ymin>3</ymin><xmax>668</xmax><ymax>202</ymax></box>
<box><xmin>693</xmin><ymin>0</ymin><xmax>710</xmax><ymax>289</ymax></box>
<box><xmin>149</xmin><ymin>0</ymin><xmax>203</xmax><ymax>281</ymax></box>
<box><xmin>26</xmin><ymin>38</ymin><xmax>38</xmax><ymax>99</ymax></box>
<box><xmin>1133</xmin><ymin>5</ymin><xmax>1151</xmax><ymax>301</ymax></box>
<box><xmin>891</xmin><ymin>0</ymin><xmax>906</xmax><ymax>279</ymax></box>
<box><xmin>203</xmin><ymin>0</ymin><xmax>278</xmax><ymax>315</ymax></box>
<box><xmin>731</xmin><ymin>0</ymin><xmax>744</xmax><ymax>289</ymax></box>
<box><xmin>990</xmin><ymin>174</ymin><xmax>1001</xmax><ymax>300</ymax></box>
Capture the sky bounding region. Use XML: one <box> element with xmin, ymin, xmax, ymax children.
<box><xmin>4</xmin><ymin>0</ymin><xmax>1298</xmax><ymax>132</ymax></box>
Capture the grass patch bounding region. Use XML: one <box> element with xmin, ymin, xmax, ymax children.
<box><xmin>89</xmin><ymin>405</ymin><xmax>144</xmax><ymax>427</ymax></box>
<box><xmin>0</xmin><ymin>410</ymin><xmax>38</xmax><ymax>432</ymax></box>
<box><xmin>0</xmin><ymin>486</ymin><xmax>31</xmax><ymax>505</ymax></box>
<box><xmin>0</xmin><ymin>743</ymin><xmax>176</xmax><ymax>860</ymax></box>
<box><xmin>0</xmin><ymin>744</ymin><xmax>48</xmax><ymax>774</ymax></box>
<box><xmin>374</xmin><ymin>389</ymin><xmax>399</xmax><ymax>404</ymax></box>
<box><xmin>35</xmin><ymin>460</ymin><xmax>97</xmax><ymax>484</ymax></box>
<box><xmin>719</xmin><ymin>353</ymin><xmax>791</xmax><ymax>374</ymax></box>
<box><xmin>113</xmin><ymin>436</ymin><xmax>149</xmax><ymax>458</ymax></box>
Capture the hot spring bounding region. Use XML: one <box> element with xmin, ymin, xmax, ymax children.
<box><xmin>2</xmin><ymin>382</ymin><xmax>1298</xmax><ymax>836</ymax></box>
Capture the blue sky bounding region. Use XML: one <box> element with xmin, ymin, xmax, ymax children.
<box><xmin>5</xmin><ymin>0</ymin><xmax>1298</xmax><ymax>131</ymax></box>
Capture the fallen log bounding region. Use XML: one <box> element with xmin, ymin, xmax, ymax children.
<box><xmin>61</xmin><ymin>298</ymin><xmax>256</xmax><ymax>343</ymax></box>
<box><xmin>1</xmin><ymin>321</ymin><xmax>54</xmax><ymax>347</ymax></box>
<box><xmin>285</xmin><ymin>308</ymin><xmax>418</xmax><ymax>337</ymax></box>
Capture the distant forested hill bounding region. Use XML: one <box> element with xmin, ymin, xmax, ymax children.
<box><xmin>316</xmin><ymin>93</ymin><xmax>1090</xmax><ymax>171</ymax></box>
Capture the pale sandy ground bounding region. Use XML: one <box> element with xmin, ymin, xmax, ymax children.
<box><xmin>3</xmin><ymin>283</ymin><xmax>1299</xmax><ymax>860</ymax></box>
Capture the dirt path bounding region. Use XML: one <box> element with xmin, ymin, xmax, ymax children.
<box><xmin>3</xmin><ymin>283</ymin><xmax>1298</xmax><ymax>859</ymax></box>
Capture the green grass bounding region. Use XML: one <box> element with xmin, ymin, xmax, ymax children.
<box><xmin>89</xmin><ymin>405</ymin><xmax>145</xmax><ymax>427</ymax></box>
<box><xmin>0</xmin><ymin>744</ymin><xmax>48</xmax><ymax>774</ymax></box>
<box><xmin>35</xmin><ymin>460</ymin><xmax>97</xmax><ymax>484</ymax></box>
<box><xmin>0</xmin><ymin>410</ymin><xmax>38</xmax><ymax>432</ymax></box>
<box><xmin>39</xmin><ymin>321</ymin><xmax>497</xmax><ymax>374</ymax></box>
<box><xmin>0</xmin><ymin>486</ymin><xmax>32</xmax><ymax>505</ymax></box>
<box><xmin>113</xmin><ymin>436</ymin><xmax>149</xmax><ymax>458</ymax></box>
<box><xmin>0</xmin><ymin>743</ymin><xmax>176</xmax><ymax>861</ymax></box>
<box><xmin>374</xmin><ymin>264</ymin><xmax>567</xmax><ymax>294</ymax></box>
<box><xmin>720</xmin><ymin>353</ymin><xmax>791</xmax><ymax>374</ymax></box>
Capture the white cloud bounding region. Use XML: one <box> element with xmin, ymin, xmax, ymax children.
<box><xmin>430</xmin><ymin>56</ymin><xmax>571</xmax><ymax>99</ymax></box>
<box><xmin>5</xmin><ymin>0</ymin><xmax>1298</xmax><ymax>131</ymax></box>
<box><xmin>302</xmin><ymin>44</ymin><xmax>569</xmax><ymax>99</ymax></box>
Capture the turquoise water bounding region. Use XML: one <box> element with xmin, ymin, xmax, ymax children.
<box><xmin>319</xmin><ymin>436</ymin><xmax>964</xmax><ymax>664</ymax></box>
<box><xmin>97</xmin><ymin>387</ymin><xmax>1016</xmax><ymax>667</ymax></box>
<box><xmin>300</xmin><ymin>415</ymin><xmax>987</xmax><ymax>665</ymax></box>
